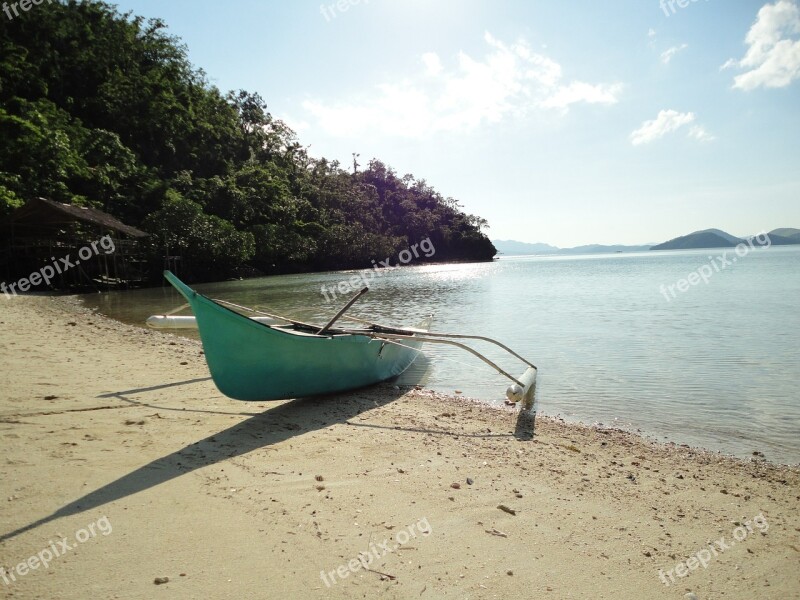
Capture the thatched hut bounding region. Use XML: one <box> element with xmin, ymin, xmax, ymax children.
<box><xmin>0</xmin><ymin>197</ymin><xmax>148</xmax><ymax>291</ymax></box>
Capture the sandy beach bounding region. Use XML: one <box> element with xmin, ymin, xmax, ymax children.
<box><xmin>0</xmin><ymin>295</ymin><xmax>798</xmax><ymax>600</ymax></box>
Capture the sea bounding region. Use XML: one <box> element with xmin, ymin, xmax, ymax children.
<box><xmin>79</xmin><ymin>246</ymin><xmax>800</xmax><ymax>464</ymax></box>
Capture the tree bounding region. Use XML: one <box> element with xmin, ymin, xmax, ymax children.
<box><xmin>142</xmin><ymin>192</ymin><xmax>255</xmax><ymax>280</ymax></box>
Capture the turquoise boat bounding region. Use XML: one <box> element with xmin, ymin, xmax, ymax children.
<box><xmin>164</xmin><ymin>271</ymin><xmax>430</xmax><ymax>401</ymax></box>
<box><xmin>158</xmin><ymin>271</ymin><xmax>538</xmax><ymax>406</ymax></box>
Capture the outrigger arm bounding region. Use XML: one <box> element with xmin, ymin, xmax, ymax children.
<box><xmin>346</xmin><ymin>326</ymin><xmax>538</xmax><ymax>408</ymax></box>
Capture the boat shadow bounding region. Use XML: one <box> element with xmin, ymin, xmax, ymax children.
<box><xmin>97</xmin><ymin>378</ymin><xmax>268</xmax><ymax>417</ymax></box>
<box><xmin>345</xmin><ymin>402</ymin><xmax>537</xmax><ymax>440</ymax></box>
<box><xmin>0</xmin><ymin>385</ymin><xmax>406</xmax><ymax>543</ymax></box>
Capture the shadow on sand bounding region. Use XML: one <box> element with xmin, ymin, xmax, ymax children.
<box><xmin>0</xmin><ymin>383</ymin><xmax>407</xmax><ymax>542</ymax></box>
<box><xmin>2</xmin><ymin>377</ymin><xmax>537</xmax><ymax>543</ymax></box>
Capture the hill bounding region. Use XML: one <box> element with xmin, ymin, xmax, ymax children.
<box><xmin>770</xmin><ymin>228</ymin><xmax>800</xmax><ymax>241</ymax></box>
<box><xmin>650</xmin><ymin>231</ymin><xmax>737</xmax><ymax>251</ymax></box>
<box><xmin>497</xmin><ymin>227</ymin><xmax>800</xmax><ymax>256</ymax></box>
<box><xmin>0</xmin><ymin>1</ymin><xmax>495</xmax><ymax>282</ymax></box>
<box><xmin>651</xmin><ymin>228</ymin><xmax>800</xmax><ymax>250</ymax></box>
<box><xmin>492</xmin><ymin>240</ymin><xmax>559</xmax><ymax>255</ymax></box>
<box><xmin>493</xmin><ymin>240</ymin><xmax>652</xmax><ymax>255</ymax></box>
<box><xmin>696</xmin><ymin>228</ymin><xmax>743</xmax><ymax>245</ymax></box>
<box><xmin>559</xmin><ymin>244</ymin><xmax>652</xmax><ymax>254</ymax></box>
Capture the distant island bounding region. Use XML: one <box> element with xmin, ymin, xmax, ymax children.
<box><xmin>495</xmin><ymin>228</ymin><xmax>800</xmax><ymax>256</ymax></box>
<box><xmin>650</xmin><ymin>228</ymin><xmax>800</xmax><ymax>250</ymax></box>
<box><xmin>492</xmin><ymin>240</ymin><xmax>653</xmax><ymax>255</ymax></box>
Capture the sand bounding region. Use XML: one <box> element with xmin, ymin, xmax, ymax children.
<box><xmin>0</xmin><ymin>295</ymin><xmax>798</xmax><ymax>600</ymax></box>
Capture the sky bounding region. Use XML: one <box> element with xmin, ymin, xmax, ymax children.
<box><xmin>109</xmin><ymin>0</ymin><xmax>800</xmax><ymax>247</ymax></box>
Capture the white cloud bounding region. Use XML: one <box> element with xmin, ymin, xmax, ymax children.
<box><xmin>660</xmin><ymin>43</ymin><xmax>688</xmax><ymax>64</ymax></box>
<box><xmin>421</xmin><ymin>52</ymin><xmax>443</xmax><ymax>76</ymax></box>
<box><xmin>279</xmin><ymin>114</ymin><xmax>310</xmax><ymax>133</ymax></box>
<box><xmin>629</xmin><ymin>109</ymin><xmax>696</xmax><ymax>145</ymax></box>
<box><xmin>722</xmin><ymin>0</ymin><xmax>800</xmax><ymax>90</ymax></box>
<box><xmin>540</xmin><ymin>81</ymin><xmax>623</xmax><ymax>109</ymax></box>
<box><xmin>301</xmin><ymin>32</ymin><xmax>622</xmax><ymax>139</ymax></box>
<box><xmin>688</xmin><ymin>125</ymin><xmax>716</xmax><ymax>142</ymax></box>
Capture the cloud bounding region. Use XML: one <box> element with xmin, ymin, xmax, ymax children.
<box><xmin>300</xmin><ymin>32</ymin><xmax>622</xmax><ymax>139</ymax></box>
<box><xmin>660</xmin><ymin>43</ymin><xmax>688</xmax><ymax>64</ymax></box>
<box><xmin>630</xmin><ymin>109</ymin><xmax>710</xmax><ymax>145</ymax></box>
<box><xmin>722</xmin><ymin>0</ymin><xmax>800</xmax><ymax>90</ymax></box>
<box><xmin>688</xmin><ymin>125</ymin><xmax>715</xmax><ymax>142</ymax></box>
<box><xmin>421</xmin><ymin>52</ymin><xmax>443</xmax><ymax>76</ymax></box>
<box><xmin>540</xmin><ymin>81</ymin><xmax>623</xmax><ymax>109</ymax></box>
<box><xmin>279</xmin><ymin>114</ymin><xmax>310</xmax><ymax>133</ymax></box>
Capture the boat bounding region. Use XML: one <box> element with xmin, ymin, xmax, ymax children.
<box><xmin>155</xmin><ymin>271</ymin><xmax>538</xmax><ymax>405</ymax></box>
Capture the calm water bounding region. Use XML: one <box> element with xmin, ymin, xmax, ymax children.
<box><xmin>80</xmin><ymin>246</ymin><xmax>800</xmax><ymax>464</ymax></box>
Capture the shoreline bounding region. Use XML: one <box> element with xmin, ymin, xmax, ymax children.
<box><xmin>74</xmin><ymin>292</ymin><xmax>800</xmax><ymax>468</ymax></box>
<box><xmin>0</xmin><ymin>256</ymin><xmax>498</xmax><ymax>296</ymax></box>
<box><xmin>1</xmin><ymin>295</ymin><xmax>798</xmax><ymax>599</ymax></box>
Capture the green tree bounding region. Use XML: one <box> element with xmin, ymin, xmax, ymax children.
<box><xmin>142</xmin><ymin>192</ymin><xmax>255</xmax><ymax>280</ymax></box>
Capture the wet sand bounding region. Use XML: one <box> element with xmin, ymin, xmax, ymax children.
<box><xmin>0</xmin><ymin>295</ymin><xmax>798</xmax><ymax>599</ymax></box>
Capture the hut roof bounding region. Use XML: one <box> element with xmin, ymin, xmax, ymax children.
<box><xmin>4</xmin><ymin>197</ymin><xmax>147</xmax><ymax>238</ymax></box>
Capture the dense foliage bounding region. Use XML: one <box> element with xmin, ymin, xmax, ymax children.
<box><xmin>0</xmin><ymin>1</ymin><xmax>495</xmax><ymax>281</ymax></box>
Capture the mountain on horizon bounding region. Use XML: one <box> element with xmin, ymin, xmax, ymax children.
<box><xmin>770</xmin><ymin>228</ymin><xmax>800</xmax><ymax>240</ymax></box>
<box><xmin>559</xmin><ymin>243</ymin><xmax>653</xmax><ymax>254</ymax></box>
<box><xmin>695</xmin><ymin>228</ymin><xmax>742</xmax><ymax>245</ymax></box>
<box><xmin>492</xmin><ymin>239</ymin><xmax>650</xmax><ymax>256</ymax></box>
<box><xmin>651</xmin><ymin>228</ymin><xmax>800</xmax><ymax>250</ymax></box>
<box><xmin>496</xmin><ymin>227</ymin><xmax>800</xmax><ymax>256</ymax></box>
<box><xmin>650</xmin><ymin>230</ymin><xmax>736</xmax><ymax>251</ymax></box>
<box><xmin>492</xmin><ymin>240</ymin><xmax>559</xmax><ymax>255</ymax></box>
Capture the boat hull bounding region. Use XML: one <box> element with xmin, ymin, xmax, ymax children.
<box><xmin>165</xmin><ymin>271</ymin><xmax>426</xmax><ymax>401</ymax></box>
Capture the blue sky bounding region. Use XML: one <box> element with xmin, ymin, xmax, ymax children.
<box><xmin>110</xmin><ymin>0</ymin><xmax>800</xmax><ymax>246</ymax></box>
